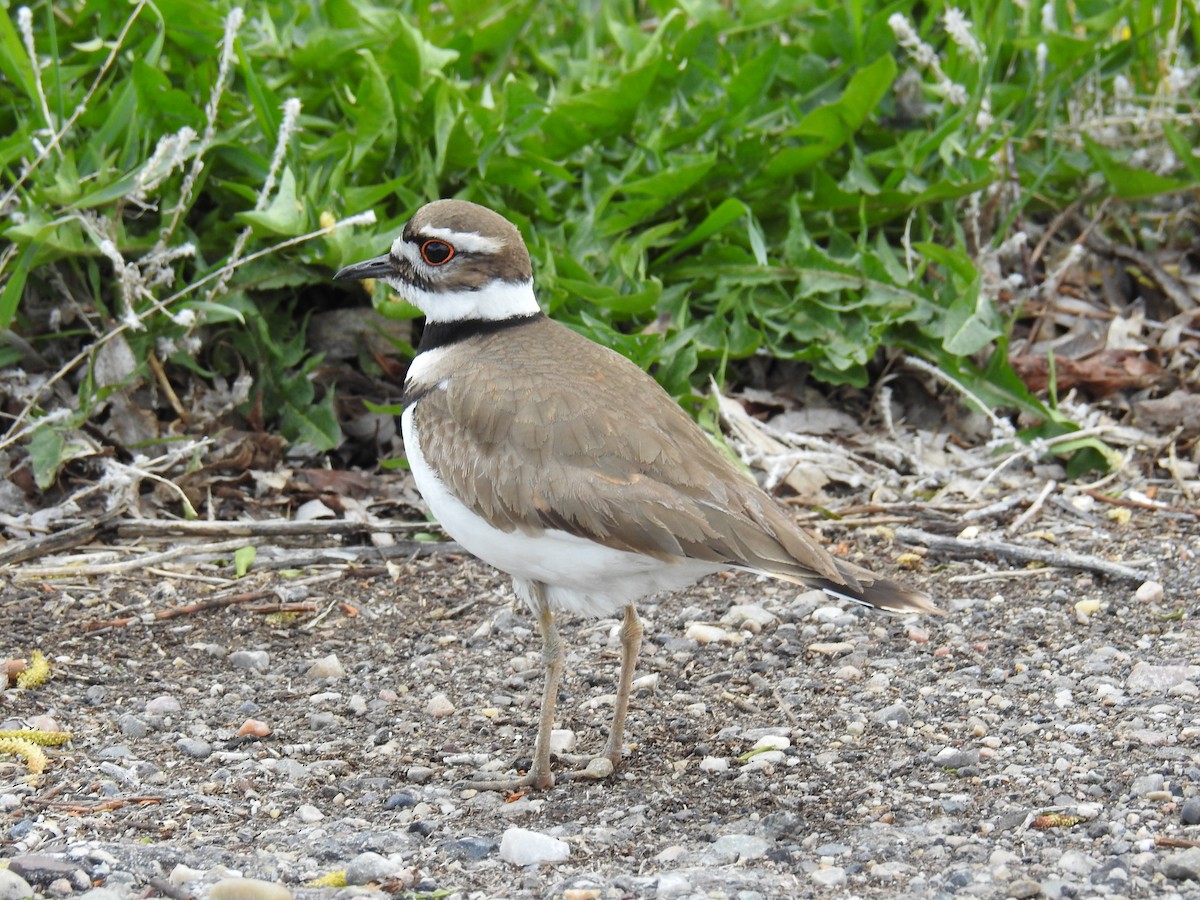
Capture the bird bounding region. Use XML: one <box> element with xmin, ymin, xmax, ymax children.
<box><xmin>335</xmin><ymin>199</ymin><xmax>940</xmax><ymax>790</ymax></box>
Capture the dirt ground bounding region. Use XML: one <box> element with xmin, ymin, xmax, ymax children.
<box><xmin>1</xmin><ymin>500</ymin><xmax>1196</xmax><ymax>898</ymax></box>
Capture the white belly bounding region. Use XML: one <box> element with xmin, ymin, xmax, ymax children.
<box><xmin>401</xmin><ymin>404</ymin><xmax>722</xmax><ymax>617</ymax></box>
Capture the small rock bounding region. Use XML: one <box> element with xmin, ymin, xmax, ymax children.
<box><xmin>807</xmin><ymin>641</ymin><xmax>854</xmax><ymax>656</ymax></box>
<box><xmin>0</xmin><ymin>869</ymin><xmax>34</xmax><ymax>900</ymax></box>
<box><xmin>722</xmin><ymin>604</ymin><xmax>777</xmax><ymax>633</ymax></box>
<box><xmin>8</xmin><ymin>856</ymin><xmax>89</xmax><ymax>890</ymax></box>
<box><xmin>582</xmin><ymin>757</ymin><xmax>613</xmax><ymax>779</ymax></box>
<box><xmin>498</xmin><ymin>827</ymin><xmax>570</xmax><ymax>866</ymax></box>
<box><xmin>752</xmin><ymin>734</ymin><xmax>790</xmax><ymax>751</ymax></box>
<box><xmin>208</xmin><ymin>878</ymin><xmax>293</xmax><ymax>900</ymax></box>
<box><xmin>835</xmin><ymin>665</ymin><xmax>862</xmax><ymax>681</ymax></box>
<box><xmin>811</xmin><ymin>866</ymin><xmax>846</xmax><ymax>887</ymax></box>
<box><xmin>444</xmin><ymin>837</ymin><xmax>497</xmax><ymax>861</ymax></box>
<box><xmin>344</xmin><ymin>851</ymin><xmax>401</xmax><ymax>885</ymax></box>
<box><xmin>309</xmin><ymin>711</ymin><xmax>335</xmax><ymax>730</ymax></box>
<box><xmin>304</xmin><ymin>654</ymin><xmax>345</xmax><ymax>679</ymax></box>
<box><xmin>426</xmin><ymin>693</ymin><xmax>455</xmax><ymax>718</ymax></box>
<box><xmin>549</xmin><ymin>729</ymin><xmax>576</xmax><ymax>754</ymax></box>
<box><xmin>144</xmin><ymin>695</ymin><xmax>181</xmax><ymax>716</ymax></box>
<box><xmin>655</xmin><ymin>873</ymin><xmax>692</xmax><ymax>899</ymax></box>
<box><xmin>933</xmin><ymin>747</ymin><xmax>979</xmax><ymax>769</ymax></box>
<box><xmin>873</xmin><ymin>702</ymin><xmax>911</xmax><ymax>726</ymax></box>
<box><xmin>237</xmin><ymin>719</ymin><xmax>271</xmax><ymax>738</ymax></box>
<box><xmin>1162</xmin><ymin>846</ymin><xmax>1200</xmax><ymax>881</ymax></box>
<box><xmin>406</xmin><ymin>766</ymin><xmax>435</xmax><ymax>784</ymax></box>
<box><xmin>175</xmin><ymin>738</ymin><xmax>212</xmax><ymax>759</ymax></box>
<box><xmin>1134</xmin><ymin>581</ymin><xmax>1164</xmax><ymax>603</ymax></box>
<box><xmin>685</xmin><ymin>623</ymin><xmax>735</xmax><ymax>644</ymax></box>
<box><xmin>699</xmin><ymin>756</ymin><xmax>728</xmax><ymax>773</ymax></box>
<box><xmin>118</xmin><ymin>715</ymin><xmax>147</xmax><ymax>738</ymax></box>
<box><xmin>230</xmin><ymin>650</ymin><xmax>270</xmax><ymax>671</ymax></box>
<box><xmin>706</xmin><ymin>834</ymin><xmax>769</xmax><ymax>864</ymax></box>
<box><xmin>77</xmin><ymin>889</ymin><xmax>123</xmax><ymax>900</ymax></box>
<box><xmin>1181</xmin><ymin>797</ymin><xmax>1200</xmax><ymax>825</ymax></box>
<box><xmin>1058</xmin><ymin>849</ymin><xmax>1096</xmax><ymax>876</ymax></box>
<box><xmin>1007</xmin><ymin>879</ymin><xmax>1043</xmax><ymax>899</ymax></box>
<box><xmin>1127</xmin><ymin>661</ymin><xmax>1194</xmax><ymax>693</ymax></box>
<box><xmin>1131</xmin><ymin>773</ymin><xmax>1164</xmax><ymax>796</ymax></box>
<box><xmin>168</xmin><ymin>865</ymin><xmax>206</xmax><ymax>886</ymax></box>
<box><xmin>296</xmin><ymin>804</ymin><xmax>323</xmax><ymax>823</ymax></box>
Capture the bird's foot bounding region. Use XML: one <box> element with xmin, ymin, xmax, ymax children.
<box><xmin>464</xmin><ymin>754</ymin><xmax>616</xmax><ymax>793</ymax></box>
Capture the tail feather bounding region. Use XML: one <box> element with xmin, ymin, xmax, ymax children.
<box><xmin>809</xmin><ymin>559</ymin><xmax>943</xmax><ymax>616</ymax></box>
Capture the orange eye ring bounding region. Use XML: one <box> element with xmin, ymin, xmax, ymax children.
<box><xmin>421</xmin><ymin>239</ymin><xmax>455</xmax><ymax>266</ymax></box>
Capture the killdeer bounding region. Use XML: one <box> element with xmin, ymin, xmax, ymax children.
<box><xmin>335</xmin><ymin>200</ymin><xmax>939</xmax><ymax>790</ymax></box>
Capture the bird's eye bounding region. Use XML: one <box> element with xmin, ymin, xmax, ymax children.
<box><xmin>421</xmin><ymin>239</ymin><xmax>455</xmax><ymax>266</ymax></box>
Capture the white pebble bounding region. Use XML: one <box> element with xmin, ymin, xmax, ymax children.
<box><xmin>498</xmin><ymin>827</ymin><xmax>570</xmax><ymax>866</ymax></box>
<box><xmin>686</xmin><ymin>623</ymin><xmax>732</xmax><ymax>644</ymax></box>
<box><xmin>1135</xmin><ymin>581</ymin><xmax>1163</xmax><ymax>603</ymax></box>
<box><xmin>304</xmin><ymin>654</ymin><xmax>345</xmax><ymax>679</ymax></box>
<box><xmin>426</xmin><ymin>693</ymin><xmax>455</xmax><ymax>718</ymax></box>
<box><xmin>808</xmin><ymin>641</ymin><xmax>854</xmax><ymax>656</ymax></box>
<box><xmin>811</xmin><ymin>866</ymin><xmax>846</xmax><ymax>887</ymax></box>
<box><xmin>209</xmin><ymin>879</ymin><xmax>292</xmax><ymax>900</ymax></box>
<box><xmin>699</xmin><ymin>756</ymin><xmax>728</xmax><ymax>773</ymax></box>
<box><xmin>296</xmin><ymin>804</ymin><xmax>323</xmax><ymax>823</ymax></box>
<box><xmin>549</xmin><ymin>729</ymin><xmax>576</xmax><ymax>754</ymax></box>
<box><xmin>752</xmin><ymin>734</ymin><xmax>790</xmax><ymax>751</ymax></box>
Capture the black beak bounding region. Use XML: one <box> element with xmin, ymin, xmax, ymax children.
<box><xmin>334</xmin><ymin>254</ymin><xmax>396</xmax><ymax>281</ymax></box>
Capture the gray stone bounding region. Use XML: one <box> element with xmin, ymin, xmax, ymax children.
<box><xmin>144</xmin><ymin>695</ymin><xmax>181</xmax><ymax>715</ymax></box>
<box><xmin>1058</xmin><ymin>849</ymin><xmax>1096</xmax><ymax>876</ymax></box>
<box><xmin>1007</xmin><ymin>879</ymin><xmax>1043</xmax><ymax>899</ymax></box>
<box><xmin>443</xmin><ymin>837</ymin><xmax>497</xmax><ymax>861</ymax></box>
<box><xmin>706</xmin><ymin>834</ymin><xmax>769</xmax><ymax>864</ymax></box>
<box><xmin>811</xmin><ymin>866</ymin><xmax>846</xmax><ymax>887</ymax></box>
<box><xmin>655</xmin><ymin>872</ymin><xmax>693</xmax><ymax>898</ymax></box>
<box><xmin>1127</xmin><ymin>662</ymin><xmax>1195</xmax><ymax>693</ymax></box>
<box><xmin>0</xmin><ymin>869</ymin><xmax>34</xmax><ymax>900</ymax></box>
<box><xmin>1131</xmin><ymin>773</ymin><xmax>1164</xmax><ymax>796</ymax></box>
<box><xmin>304</xmin><ymin>654</ymin><xmax>345</xmax><ymax>679</ymax></box>
<box><xmin>344</xmin><ymin>851</ymin><xmax>400</xmax><ymax>885</ymax></box>
<box><xmin>230</xmin><ymin>650</ymin><xmax>270</xmax><ymax>671</ymax></box>
<box><xmin>1181</xmin><ymin>797</ymin><xmax>1200</xmax><ymax>825</ymax></box>
<box><xmin>1162</xmin><ymin>847</ymin><xmax>1200</xmax><ymax>881</ymax></box>
<box><xmin>873</xmin><ymin>702</ymin><xmax>911</xmax><ymax>726</ymax></box>
<box><xmin>77</xmin><ymin>890</ymin><xmax>123</xmax><ymax>900</ymax></box>
<box><xmin>176</xmin><ymin>738</ymin><xmax>212</xmax><ymax>759</ymax></box>
<box><xmin>118</xmin><ymin>715</ymin><xmax>147</xmax><ymax>738</ymax></box>
<box><xmin>8</xmin><ymin>854</ymin><xmax>90</xmax><ymax>889</ymax></box>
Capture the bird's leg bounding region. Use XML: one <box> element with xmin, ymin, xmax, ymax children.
<box><xmin>467</xmin><ymin>581</ymin><xmax>563</xmax><ymax>791</ymax></box>
<box><xmin>525</xmin><ymin>587</ymin><xmax>565</xmax><ymax>790</ymax></box>
<box><xmin>602</xmin><ymin>603</ymin><xmax>643</xmax><ymax>768</ymax></box>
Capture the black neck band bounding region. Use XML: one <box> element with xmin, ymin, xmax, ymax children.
<box><xmin>417</xmin><ymin>312</ymin><xmax>544</xmax><ymax>352</ymax></box>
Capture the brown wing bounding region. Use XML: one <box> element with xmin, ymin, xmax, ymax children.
<box><xmin>412</xmin><ymin>316</ymin><xmax>940</xmax><ymax>614</ymax></box>
<box><xmin>412</xmin><ymin>317</ymin><xmax>848</xmax><ymax>580</ymax></box>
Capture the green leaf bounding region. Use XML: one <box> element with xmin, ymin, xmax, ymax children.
<box><xmin>233</xmin><ymin>545</ymin><xmax>257</xmax><ymax>577</ymax></box>
<box><xmin>938</xmin><ymin>277</ymin><xmax>1001</xmax><ymax>356</ymax></box>
<box><xmin>1083</xmin><ymin>135</ymin><xmax>1192</xmax><ymax>199</ymax></box>
<box><xmin>238</xmin><ymin>168</ymin><xmax>303</xmax><ymax>236</ymax></box>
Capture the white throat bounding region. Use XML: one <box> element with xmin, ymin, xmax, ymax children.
<box><xmin>386</xmin><ymin>276</ymin><xmax>540</xmax><ymax>323</ymax></box>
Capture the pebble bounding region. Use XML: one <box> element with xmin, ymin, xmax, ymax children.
<box><xmin>811</xmin><ymin>866</ymin><xmax>846</xmax><ymax>887</ymax></box>
<box><xmin>1134</xmin><ymin>580</ymin><xmax>1164</xmax><ymax>603</ymax></box>
<box><xmin>549</xmin><ymin>729</ymin><xmax>576</xmax><ymax>753</ymax></box>
<box><xmin>406</xmin><ymin>766</ymin><xmax>435</xmax><ymax>784</ymax></box>
<box><xmin>655</xmin><ymin>873</ymin><xmax>692</xmax><ymax>898</ymax></box>
<box><xmin>230</xmin><ymin>650</ymin><xmax>270</xmax><ymax>671</ymax></box>
<box><xmin>208</xmin><ymin>878</ymin><xmax>293</xmax><ymax>900</ymax></box>
<box><xmin>0</xmin><ymin>870</ymin><xmax>33</xmax><ymax>900</ymax></box>
<box><xmin>144</xmin><ymin>695</ymin><xmax>181</xmax><ymax>716</ymax></box>
<box><xmin>426</xmin><ymin>693</ymin><xmax>455</xmax><ymax>718</ymax></box>
<box><xmin>699</xmin><ymin>756</ymin><xmax>728</xmax><ymax>773</ymax></box>
<box><xmin>1131</xmin><ymin>773</ymin><xmax>1164</xmax><ymax>796</ymax></box>
<box><xmin>445</xmin><ymin>837</ymin><xmax>497</xmax><ymax>861</ymax></box>
<box><xmin>304</xmin><ymin>654</ymin><xmax>345</xmax><ymax>679</ymax></box>
<box><xmin>1162</xmin><ymin>847</ymin><xmax>1200</xmax><ymax>881</ymax></box>
<box><xmin>705</xmin><ymin>834</ymin><xmax>768</xmax><ymax>864</ymax></box>
<box><xmin>807</xmin><ymin>641</ymin><xmax>854</xmax><ymax>656</ymax></box>
<box><xmin>296</xmin><ymin>804</ymin><xmax>323</xmax><ymax>823</ymax></box>
<box><xmin>685</xmin><ymin>623</ymin><xmax>736</xmax><ymax>644</ymax></box>
<box><xmin>344</xmin><ymin>851</ymin><xmax>401</xmax><ymax>884</ymax></box>
<box><xmin>835</xmin><ymin>665</ymin><xmax>862</xmax><ymax>681</ymax></box>
<box><xmin>582</xmin><ymin>757</ymin><xmax>613</xmax><ymax>779</ymax></box>
<box><xmin>176</xmin><ymin>738</ymin><xmax>212</xmax><ymax>759</ymax></box>
<box><xmin>873</xmin><ymin>702</ymin><xmax>911</xmax><ymax>726</ymax></box>
<box><xmin>1007</xmin><ymin>879</ymin><xmax>1042</xmax><ymax>899</ymax></box>
<box><xmin>1059</xmin><ymin>849</ymin><xmax>1097</xmax><ymax>875</ymax></box>
<box><xmin>498</xmin><ymin>827</ymin><xmax>570</xmax><ymax>866</ymax></box>
<box><xmin>77</xmin><ymin>890</ymin><xmax>122</xmax><ymax>900</ymax></box>
<box><xmin>1127</xmin><ymin>662</ymin><xmax>1195</xmax><ymax>693</ymax></box>
<box><xmin>7</xmin><ymin>857</ymin><xmax>89</xmax><ymax>890</ymax></box>
<box><xmin>722</xmin><ymin>604</ymin><xmax>777</xmax><ymax>632</ymax></box>
<box><xmin>1181</xmin><ymin>797</ymin><xmax>1200</xmax><ymax>825</ymax></box>
<box><xmin>118</xmin><ymin>715</ymin><xmax>147</xmax><ymax>738</ymax></box>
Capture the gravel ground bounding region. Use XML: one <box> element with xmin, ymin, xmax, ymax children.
<box><xmin>1</xmin><ymin>515</ymin><xmax>1198</xmax><ymax>900</ymax></box>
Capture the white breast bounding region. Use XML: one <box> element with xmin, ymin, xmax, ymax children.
<box><xmin>401</xmin><ymin>403</ymin><xmax>723</xmax><ymax>618</ymax></box>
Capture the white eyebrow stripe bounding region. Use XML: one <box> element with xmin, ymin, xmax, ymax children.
<box><xmin>420</xmin><ymin>226</ymin><xmax>505</xmax><ymax>255</ymax></box>
<box><xmin>390</xmin><ymin>235</ymin><xmax>420</xmax><ymax>264</ymax></box>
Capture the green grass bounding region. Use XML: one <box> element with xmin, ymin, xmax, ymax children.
<box><xmin>2</xmin><ymin>0</ymin><xmax>1198</xmax><ymax>485</ymax></box>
